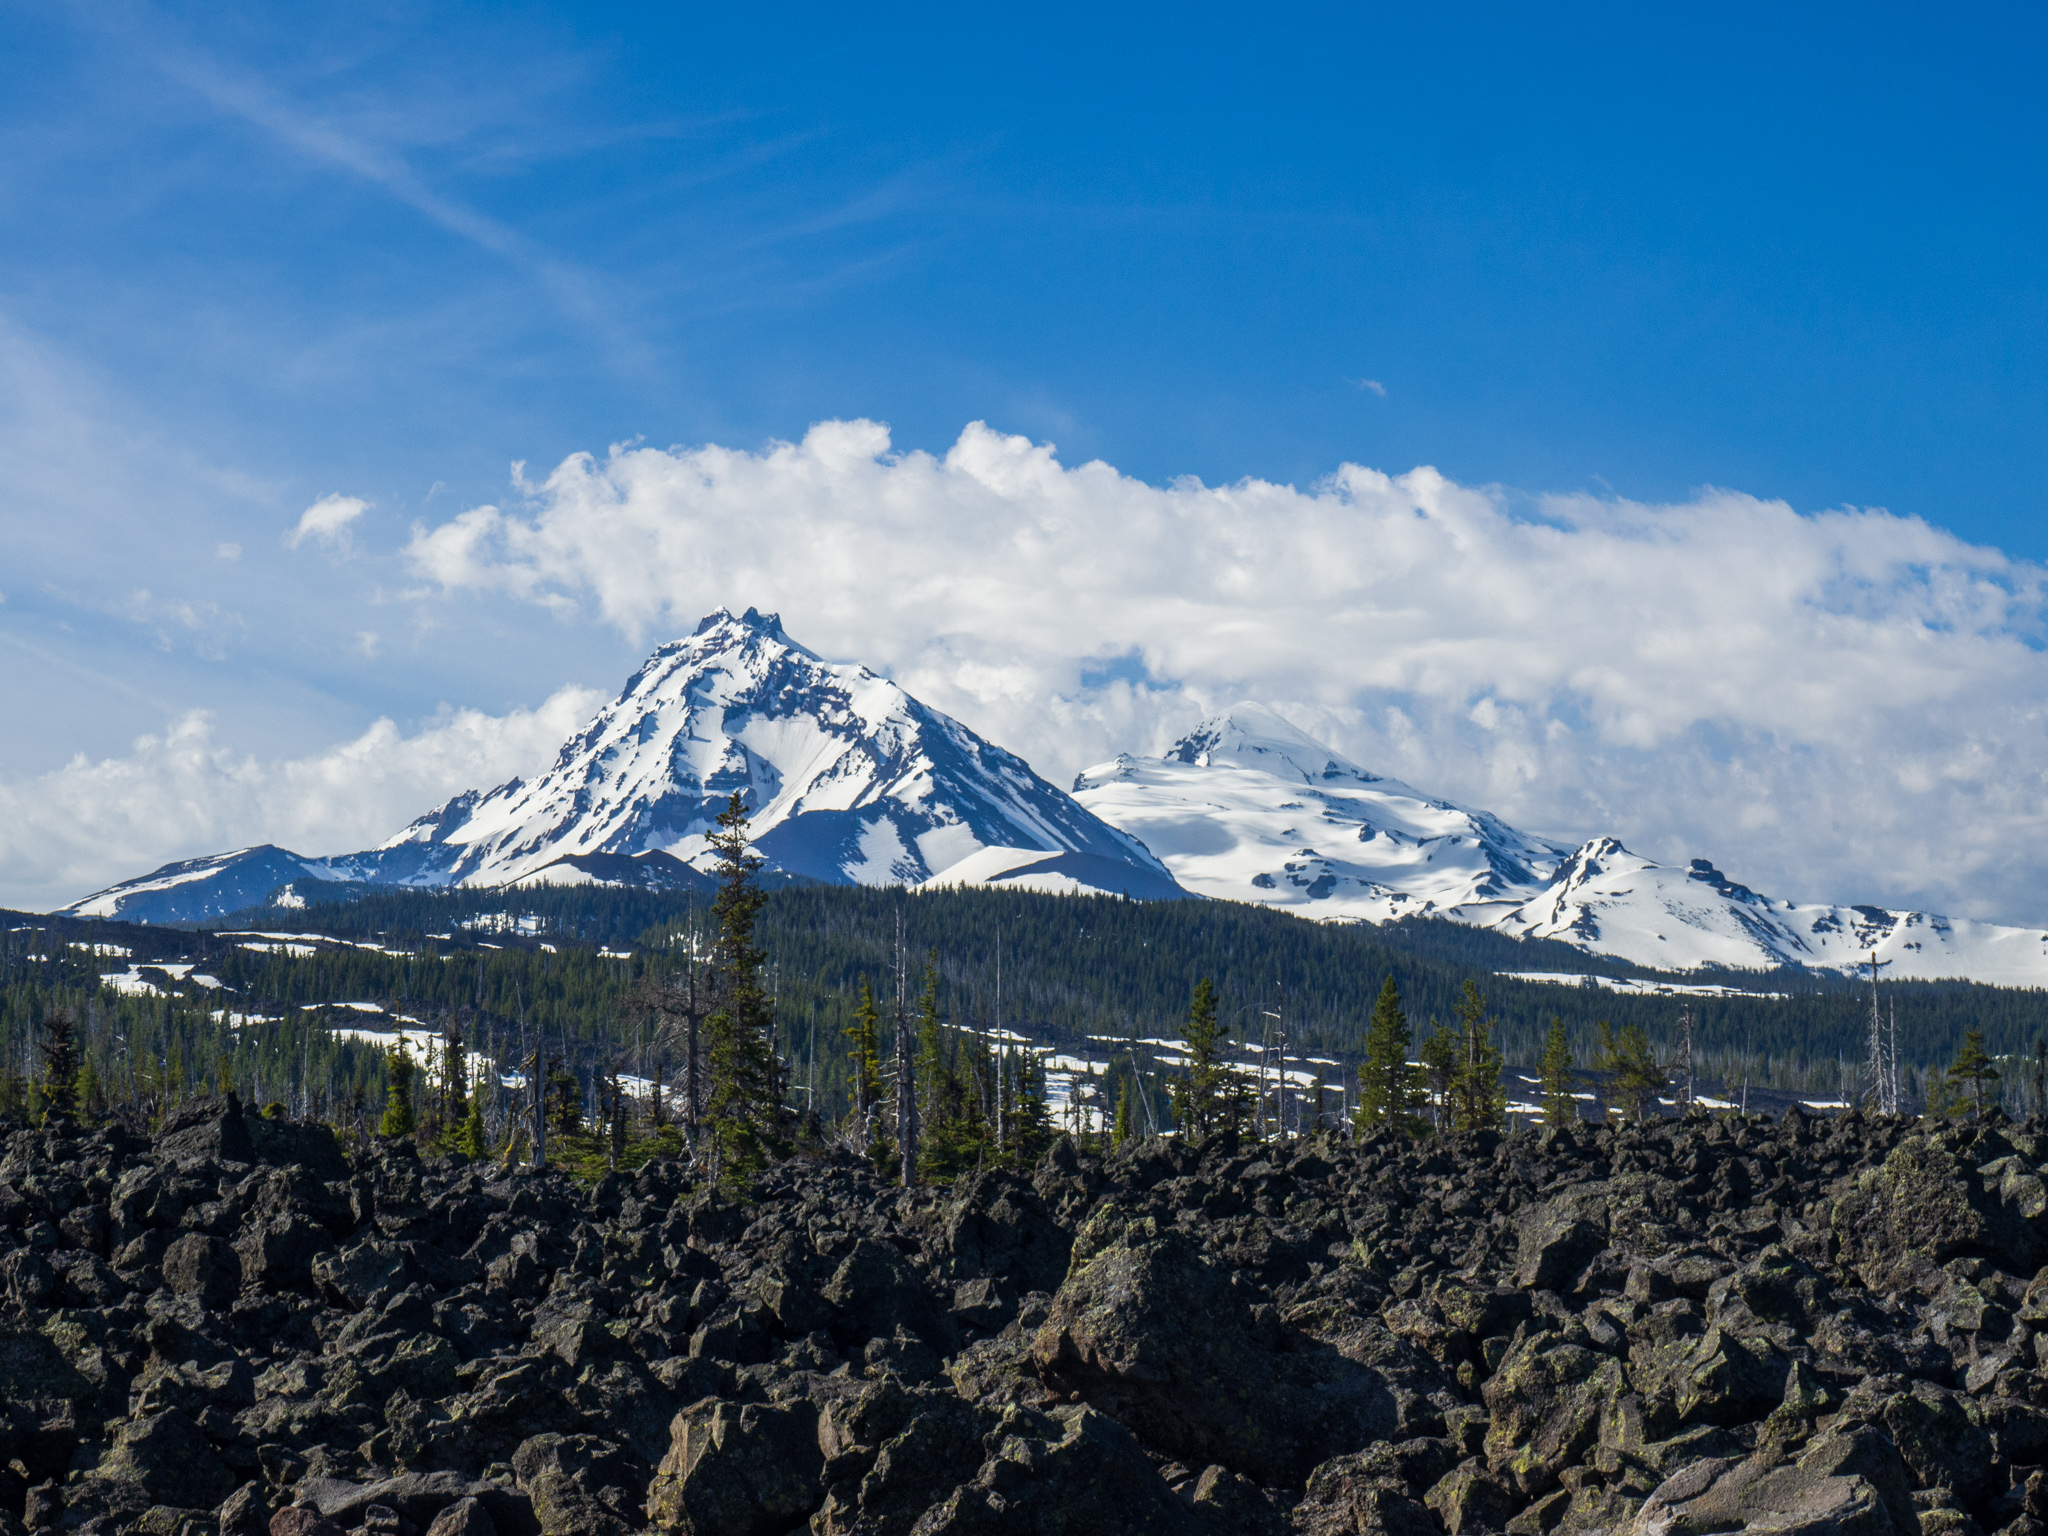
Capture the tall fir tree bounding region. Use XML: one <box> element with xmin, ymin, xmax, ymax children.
<box><xmin>440</xmin><ymin>1026</ymin><xmax>469</xmax><ymax>1146</ymax></box>
<box><xmin>844</xmin><ymin>974</ymin><xmax>890</xmax><ymax>1171</ymax></box>
<box><xmin>702</xmin><ymin>792</ymin><xmax>790</xmax><ymax>1185</ymax></box>
<box><xmin>1172</xmin><ymin>977</ymin><xmax>1227</xmax><ymax>1137</ymax></box>
<box><xmin>1011</xmin><ymin>1051</ymin><xmax>1055</xmax><ymax>1164</ymax></box>
<box><xmin>1417</xmin><ymin>1021</ymin><xmax>1456</xmax><ymax>1134</ymax></box>
<box><xmin>1539</xmin><ymin>1016</ymin><xmax>1577</xmax><ymax>1127</ymax></box>
<box><xmin>36</xmin><ymin>1012</ymin><xmax>79</xmax><ymax>1125</ymax></box>
<box><xmin>459</xmin><ymin>1094</ymin><xmax>488</xmax><ymax>1159</ymax></box>
<box><xmin>1353</xmin><ymin>976</ymin><xmax>1419</xmax><ymax>1135</ymax></box>
<box><xmin>1947</xmin><ymin>1029</ymin><xmax>2000</xmax><ymax>1119</ymax></box>
<box><xmin>1448</xmin><ymin>981</ymin><xmax>1506</xmax><ymax>1133</ymax></box>
<box><xmin>379</xmin><ymin>1044</ymin><xmax>417</xmax><ymax>1138</ymax></box>
<box><xmin>1597</xmin><ymin>1020</ymin><xmax>1666</xmax><ymax>1123</ymax></box>
<box><xmin>913</xmin><ymin>954</ymin><xmax>951</xmax><ymax>1179</ymax></box>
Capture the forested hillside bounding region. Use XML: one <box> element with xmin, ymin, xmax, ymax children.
<box><xmin>6</xmin><ymin>878</ymin><xmax>2046</xmax><ymax>1136</ymax></box>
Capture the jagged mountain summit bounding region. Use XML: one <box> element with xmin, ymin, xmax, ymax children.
<box><xmin>1074</xmin><ymin>705</ymin><xmax>2048</xmax><ymax>984</ymax></box>
<box><xmin>64</xmin><ymin>609</ymin><xmax>1185</xmax><ymax>922</ymax></box>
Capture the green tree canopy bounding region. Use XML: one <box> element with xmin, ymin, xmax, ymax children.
<box><xmin>1598</xmin><ymin>1019</ymin><xmax>1666</xmax><ymax>1123</ymax></box>
<box><xmin>702</xmin><ymin>792</ymin><xmax>790</xmax><ymax>1185</ymax></box>
<box><xmin>1539</xmin><ymin>1016</ymin><xmax>1576</xmax><ymax>1127</ymax></box>
<box><xmin>1947</xmin><ymin>1029</ymin><xmax>2000</xmax><ymax>1119</ymax></box>
<box><xmin>1449</xmin><ymin>980</ymin><xmax>1506</xmax><ymax>1133</ymax></box>
<box><xmin>1355</xmin><ymin>976</ymin><xmax>1420</xmax><ymax>1136</ymax></box>
<box><xmin>1172</xmin><ymin>977</ymin><xmax>1227</xmax><ymax>1137</ymax></box>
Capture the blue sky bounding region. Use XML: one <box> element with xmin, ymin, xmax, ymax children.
<box><xmin>4</xmin><ymin>1</ymin><xmax>2048</xmax><ymax>914</ymax></box>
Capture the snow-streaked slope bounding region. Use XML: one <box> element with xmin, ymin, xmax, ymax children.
<box><xmin>1077</xmin><ymin>705</ymin><xmax>2048</xmax><ymax>984</ymax></box>
<box><xmin>62</xmin><ymin>846</ymin><xmax>341</xmax><ymax>924</ymax></box>
<box><xmin>1488</xmin><ymin>836</ymin><xmax>2048</xmax><ymax>985</ymax></box>
<box><xmin>63</xmin><ymin>608</ymin><xmax>1181</xmax><ymax>920</ymax></box>
<box><xmin>1073</xmin><ymin>705</ymin><xmax>1569</xmax><ymax>921</ymax></box>
<box><xmin>344</xmin><ymin>607</ymin><xmax>1179</xmax><ymax>892</ymax></box>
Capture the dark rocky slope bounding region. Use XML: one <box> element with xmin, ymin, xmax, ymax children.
<box><xmin>0</xmin><ymin>1101</ymin><xmax>2044</xmax><ymax>1536</ymax></box>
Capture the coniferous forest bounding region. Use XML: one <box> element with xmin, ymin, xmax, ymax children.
<box><xmin>3</xmin><ymin>801</ymin><xmax>2047</xmax><ymax>1176</ymax></box>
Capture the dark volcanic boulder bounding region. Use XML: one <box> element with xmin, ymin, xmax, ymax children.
<box><xmin>813</xmin><ymin>1390</ymin><xmax>990</xmax><ymax>1536</ymax></box>
<box><xmin>92</xmin><ymin>1409</ymin><xmax>236</xmax><ymax>1513</ymax></box>
<box><xmin>935</xmin><ymin>1170</ymin><xmax>1074</xmax><ymax>1294</ymax></box>
<box><xmin>1830</xmin><ymin>1135</ymin><xmax>2044</xmax><ymax>1292</ymax></box>
<box><xmin>162</xmin><ymin>1233</ymin><xmax>241</xmax><ymax>1306</ymax></box>
<box><xmin>1294</xmin><ymin>1452</ymin><xmax>1439</xmax><ymax>1536</ymax></box>
<box><xmin>1513</xmin><ymin>1187</ymin><xmax>1609</xmax><ymax>1293</ymax></box>
<box><xmin>237</xmin><ymin>1213</ymin><xmax>332</xmax><ymax>1290</ymax></box>
<box><xmin>158</xmin><ymin>1096</ymin><xmax>256</xmax><ymax>1166</ymax></box>
<box><xmin>1481</xmin><ymin>1332</ymin><xmax>1629</xmax><ymax>1495</ymax></box>
<box><xmin>646</xmin><ymin>1399</ymin><xmax>823</xmax><ymax>1536</ymax></box>
<box><xmin>511</xmin><ymin>1433</ymin><xmax>641</xmax><ymax>1536</ymax></box>
<box><xmin>821</xmin><ymin>1238</ymin><xmax>949</xmax><ymax>1353</ymax></box>
<box><xmin>1030</xmin><ymin>1223</ymin><xmax>1397</xmax><ymax>1483</ymax></box>
<box><xmin>1631</xmin><ymin>1426</ymin><xmax>1918</xmax><ymax>1536</ymax></box>
<box><xmin>914</xmin><ymin>1404</ymin><xmax>1197</xmax><ymax>1535</ymax></box>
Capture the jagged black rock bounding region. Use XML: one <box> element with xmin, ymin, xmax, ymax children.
<box><xmin>0</xmin><ymin>1100</ymin><xmax>2043</xmax><ymax>1536</ymax></box>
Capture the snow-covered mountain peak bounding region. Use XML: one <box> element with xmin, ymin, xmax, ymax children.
<box><xmin>1078</xmin><ymin>712</ymin><xmax>2048</xmax><ymax>984</ymax></box>
<box><xmin>1163</xmin><ymin>704</ymin><xmax>1387</xmax><ymax>788</ymax></box>
<box><xmin>1075</xmin><ymin>715</ymin><xmax>1567</xmax><ymax>920</ymax></box>
<box><xmin>354</xmin><ymin>608</ymin><xmax>1183</xmax><ymax>892</ymax></box>
<box><xmin>65</xmin><ymin>610</ymin><xmax>1183</xmax><ymax>920</ymax></box>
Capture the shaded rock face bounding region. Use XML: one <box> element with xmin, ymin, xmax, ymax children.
<box><xmin>1030</xmin><ymin>1223</ymin><xmax>1397</xmax><ymax>1482</ymax></box>
<box><xmin>7</xmin><ymin>1099</ymin><xmax>2048</xmax><ymax>1536</ymax></box>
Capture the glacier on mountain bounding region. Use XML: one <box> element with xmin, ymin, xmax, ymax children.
<box><xmin>1072</xmin><ymin>705</ymin><xmax>2048</xmax><ymax>984</ymax></box>
<box><xmin>62</xmin><ymin>609</ymin><xmax>1184</xmax><ymax>922</ymax></box>
<box><xmin>58</xmin><ymin>623</ymin><xmax>2048</xmax><ymax>986</ymax></box>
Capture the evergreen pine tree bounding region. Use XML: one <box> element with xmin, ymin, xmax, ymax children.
<box><xmin>1597</xmin><ymin>1019</ymin><xmax>1666</xmax><ymax>1123</ymax></box>
<box><xmin>1539</xmin><ymin>1016</ymin><xmax>1576</xmax><ymax>1127</ymax></box>
<box><xmin>1172</xmin><ymin>977</ymin><xmax>1227</xmax><ymax>1137</ymax></box>
<box><xmin>1448</xmin><ymin>981</ymin><xmax>1506</xmax><ymax>1133</ymax></box>
<box><xmin>1113</xmin><ymin>1073</ymin><xmax>1135</xmax><ymax>1146</ymax></box>
<box><xmin>1353</xmin><ymin>976</ymin><xmax>1418</xmax><ymax>1135</ymax></box>
<box><xmin>913</xmin><ymin>955</ymin><xmax>953</xmax><ymax>1180</ymax></box>
<box><xmin>1948</xmin><ymin>1029</ymin><xmax>2000</xmax><ymax>1119</ymax></box>
<box><xmin>701</xmin><ymin>792</ymin><xmax>789</xmax><ymax>1185</ymax></box>
<box><xmin>844</xmin><ymin>974</ymin><xmax>885</xmax><ymax>1151</ymax></box>
<box><xmin>549</xmin><ymin>1063</ymin><xmax>583</xmax><ymax>1141</ymax></box>
<box><xmin>441</xmin><ymin>1026</ymin><xmax>469</xmax><ymax>1146</ymax></box>
<box><xmin>1418</xmin><ymin>1021</ymin><xmax>1456</xmax><ymax>1133</ymax></box>
<box><xmin>459</xmin><ymin>1095</ymin><xmax>488</xmax><ymax>1159</ymax></box>
<box><xmin>75</xmin><ymin>1053</ymin><xmax>104</xmax><ymax>1125</ymax></box>
<box><xmin>1012</xmin><ymin>1052</ymin><xmax>1054</xmax><ymax>1164</ymax></box>
<box><xmin>36</xmin><ymin>1012</ymin><xmax>79</xmax><ymax>1125</ymax></box>
<box><xmin>379</xmin><ymin>1044</ymin><xmax>417</xmax><ymax>1138</ymax></box>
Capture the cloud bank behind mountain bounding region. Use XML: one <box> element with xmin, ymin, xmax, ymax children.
<box><xmin>402</xmin><ymin>420</ymin><xmax>2048</xmax><ymax>925</ymax></box>
<box><xmin>7</xmin><ymin>418</ymin><xmax>2046</xmax><ymax>926</ymax></box>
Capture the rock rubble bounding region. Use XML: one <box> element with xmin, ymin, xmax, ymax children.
<box><xmin>0</xmin><ymin>1096</ymin><xmax>2044</xmax><ymax>1536</ymax></box>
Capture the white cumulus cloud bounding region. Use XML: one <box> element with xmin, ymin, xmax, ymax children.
<box><xmin>288</xmin><ymin>493</ymin><xmax>371</xmax><ymax>549</ymax></box>
<box><xmin>398</xmin><ymin>419</ymin><xmax>2048</xmax><ymax>923</ymax></box>
<box><xmin>0</xmin><ymin>685</ymin><xmax>604</xmax><ymax>912</ymax></box>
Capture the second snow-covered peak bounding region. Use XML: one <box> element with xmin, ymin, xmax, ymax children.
<box><xmin>1074</xmin><ymin>711</ymin><xmax>1567</xmax><ymax>919</ymax></box>
<box><xmin>1161</xmin><ymin>704</ymin><xmax>1387</xmax><ymax>788</ymax></box>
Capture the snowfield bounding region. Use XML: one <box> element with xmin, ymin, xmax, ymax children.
<box><xmin>1076</xmin><ymin>705</ymin><xmax>2048</xmax><ymax>985</ymax></box>
<box><xmin>55</xmin><ymin>624</ymin><xmax>2048</xmax><ymax>986</ymax></box>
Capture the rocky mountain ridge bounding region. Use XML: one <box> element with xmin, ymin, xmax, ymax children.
<box><xmin>1075</xmin><ymin>706</ymin><xmax>2048</xmax><ymax>985</ymax></box>
<box><xmin>62</xmin><ymin>611</ymin><xmax>1182</xmax><ymax>924</ymax></box>
<box><xmin>2</xmin><ymin>1103</ymin><xmax>2046</xmax><ymax>1536</ymax></box>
